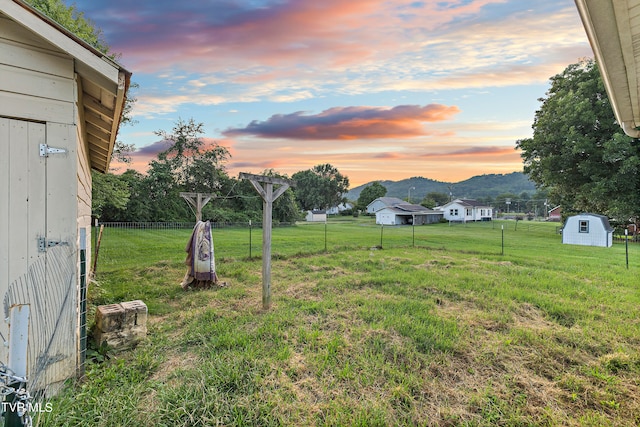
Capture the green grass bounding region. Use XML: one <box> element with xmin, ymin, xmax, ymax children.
<box><xmin>39</xmin><ymin>218</ymin><xmax>640</xmax><ymax>426</ymax></box>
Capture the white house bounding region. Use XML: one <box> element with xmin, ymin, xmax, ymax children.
<box><xmin>0</xmin><ymin>0</ymin><xmax>130</xmax><ymax>391</ymax></box>
<box><xmin>326</xmin><ymin>202</ymin><xmax>353</xmax><ymax>215</ymax></box>
<box><xmin>305</xmin><ymin>210</ymin><xmax>327</xmax><ymax>222</ymax></box>
<box><xmin>366</xmin><ymin>197</ymin><xmax>406</xmax><ymax>214</ymax></box>
<box><xmin>440</xmin><ymin>199</ymin><xmax>493</xmax><ymax>222</ymax></box>
<box><xmin>562</xmin><ymin>213</ymin><xmax>613</xmax><ymax>247</ymax></box>
<box><xmin>375</xmin><ymin>203</ymin><xmax>443</xmax><ymax>225</ymax></box>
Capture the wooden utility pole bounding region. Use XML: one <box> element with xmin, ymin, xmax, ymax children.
<box><xmin>239</xmin><ymin>172</ymin><xmax>295</xmax><ymax>309</ymax></box>
<box><xmin>180</xmin><ymin>192</ymin><xmax>214</xmax><ymax>222</ymax></box>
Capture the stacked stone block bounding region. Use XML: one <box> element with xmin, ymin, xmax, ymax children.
<box><xmin>94</xmin><ymin>300</ymin><xmax>147</xmax><ymax>349</ymax></box>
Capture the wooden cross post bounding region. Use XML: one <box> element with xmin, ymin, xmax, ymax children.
<box><xmin>239</xmin><ymin>173</ymin><xmax>295</xmax><ymax>310</ymax></box>
<box><xmin>180</xmin><ymin>192</ymin><xmax>214</xmax><ymax>222</ymax></box>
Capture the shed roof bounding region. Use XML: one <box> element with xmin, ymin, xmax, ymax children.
<box><xmin>379</xmin><ymin>204</ymin><xmax>441</xmax><ymax>215</ymax></box>
<box><xmin>1</xmin><ymin>0</ymin><xmax>131</xmax><ymax>173</ymax></box>
<box><xmin>568</xmin><ymin>213</ymin><xmax>614</xmax><ymax>232</ymax></box>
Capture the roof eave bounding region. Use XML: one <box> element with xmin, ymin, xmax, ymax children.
<box><xmin>4</xmin><ymin>0</ymin><xmax>132</xmax><ymax>173</ymax></box>
<box><xmin>574</xmin><ymin>0</ymin><xmax>640</xmax><ymax>138</ymax></box>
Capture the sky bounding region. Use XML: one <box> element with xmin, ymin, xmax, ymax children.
<box><xmin>72</xmin><ymin>0</ymin><xmax>593</xmax><ymax>186</ymax></box>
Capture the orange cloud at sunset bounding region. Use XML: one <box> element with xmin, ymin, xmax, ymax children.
<box><xmin>88</xmin><ymin>0</ymin><xmax>590</xmax><ymax>188</ymax></box>
<box><xmin>223</xmin><ymin>105</ymin><xmax>460</xmax><ymax>140</ymax></box>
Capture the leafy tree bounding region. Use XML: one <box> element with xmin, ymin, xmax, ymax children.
<box><xmin>214</xmin><ymin>170</ymin><xmax>301</xmax><ymax>224</ymax></box>
<box><xmin>421</xmin><ymin>191</ymin><xmax>449</xmax><ymax>208</ymax></box>
<box><xmin>495</xmin><ymin>193</ymin><xmax>518</xmax><ymax>213</ymax></box>
<box><xmin>116</xmin><ymin>169</ymin><xmax>151</xmax><ymax>221</ymax></box>
<box><xmin>292</xmin><ymin>164</ymin><xmax>350</xmax><ymax>211</ymax></box>
<box><xmin>155</xmin><ymin>118</ymin><xmax>230</xmax><ymax>193</ymax></box>
<box><xmin>356</xmin><ymin>182</ymin><xmax>387</xmax><ymax>211</ymax></box>
<box><xmin>26</xmin><ymin>0</ymin><xmax>110</xmax><ymax>53</ymax></box>
<box><xmin>144</xmin><ymin>160</ymin><xmax>189</xmax><ymax>221</ymax></box>
<box><xmin>516</xmin><ymin>59</ymin><xmax>640</xmax><ymax>220</ymax></box>
<box><xmin>91</xmin><ymin>171</ymin><xmax>130</xmax><ymax>220</ymax></box>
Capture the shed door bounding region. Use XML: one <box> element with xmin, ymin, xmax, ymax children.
<box><xmin>0</xmin><ymin>117</ymin><xmax>77</xmax><ymax>390</ymax></box>
<box><xmin>0</xmin><ymin>118</ymin><xmax>46</xmax><ymax>367</ymax></box>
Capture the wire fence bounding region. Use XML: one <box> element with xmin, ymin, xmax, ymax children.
<box><xmin>2</xmin><ymin>244</ymin><xmax>78</xmax><ymax>426</ymax></box>
<box><xmin>91</xmin><ymin>219</ymin><xmax>564</xmax><ymax>272</ymax></box>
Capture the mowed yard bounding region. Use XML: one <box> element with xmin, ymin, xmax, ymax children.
<box><xmin>42</xmin><ymin>218</ymin><xmax>640</xmax><ymax>426</ymax></box>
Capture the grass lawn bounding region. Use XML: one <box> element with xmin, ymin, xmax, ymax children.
<box><xmin>40</xmin><ymin>218</ymin><xmax>640</xmax><ymax>426</ymax></box>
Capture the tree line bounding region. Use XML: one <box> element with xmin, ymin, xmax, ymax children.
<box><xmin>93</xmin><ymin>119</ymin><xmax>349</xmax><ymax>223</ymax></box>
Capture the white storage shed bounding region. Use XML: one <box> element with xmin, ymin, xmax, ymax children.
<box><xmin>562</xmin><ymin>214</ymin><xmax>613</xmax><ymax>248</ymax></box>
<box><xmin>0</xmin><ymin>0</ymin><xmax>130</xmax><ymax>392</ymax></box>
<box><xmin>375</xmin><ymin>204</ymin><xmax>443</xmax><ymax>225</ymax></box>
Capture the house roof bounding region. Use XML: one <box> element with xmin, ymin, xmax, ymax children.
<box><xmin>368</xmin><ymin>197</ymin><xmax>406</xmax><ymax>208</ymax></box>
<box><xmin>443</xmin><ymin>199</ymin><xmax>491</xmax><ymax>208</ymax></box>
<box><xmin>2</xmin><ymin>0</ymin><xmax>131</xmax><ymax>173</ymax></box>
<box><xmin>574</xmin><ymin>0</ymin><xmax>640</xmax><ymax>137</ymax></box>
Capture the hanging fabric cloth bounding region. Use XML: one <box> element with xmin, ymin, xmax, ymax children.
<box><xmin>181</xmin><ymin>221</ymin><xmax>218</xmax><ymax>289</ymax></box>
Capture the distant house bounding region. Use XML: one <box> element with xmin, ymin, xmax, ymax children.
<box><xmin>562</xmin><ymin>213</ymin><xmax>613</xmax><ymax>247</ymax></box>
<box><xmin>440</xmin><ymin>199</ymin><xmax>493</xmax><ymax>222</ymax></box>
<box><xmin>326</xmin><ymin>202</ymin><xmax>353</xmax><ymax>215</ymax></box>
<box><xmin>366</xmin><ymin>197</ymin><xmax>406</xmax><ymax>214</ymax></box>
<box><xmin>305</xmin><ymin>210</ymin><xmax>327</xmax><ymax>222</ymax></box>
<box><xmin>375</xmin><ymin>203</ymin><xmax>443</xmax><ymax>225</ymax></box>
<box><xmin>548</xmin><ymin>206</ymin><xmax>562</xmax><ymax>222</ymax></box>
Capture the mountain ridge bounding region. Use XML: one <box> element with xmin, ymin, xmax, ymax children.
<box><xmin>346</xmin><ymin>172</ymin><xmax>536</xmax><ymax>202</ymax></box>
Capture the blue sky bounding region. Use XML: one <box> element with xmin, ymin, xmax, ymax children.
<box><xmin>72</xmin><ymin>0</ymin><xmax>592</xmax><ymax>185</ymax></box>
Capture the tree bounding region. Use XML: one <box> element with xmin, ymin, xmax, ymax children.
<box><xmin>421</xmin><ymin>191</ymin><xmax>449</xmax><ymax>208</ymax></box>
<box><xmin>116</xmin><ymin>169</ymin><xmax>151</xmax><ymax>221</ymax></box>
<box><xmin>91</xmin><ymin>171</ymin><xmax>130</xmax><ymax>219</ymax></box>
<box><xmin>495</xmin><ymin>193</ymin><xmax>518</xmax><ymax>213</ymax></box>
<box><xmin>292</xmin><ymin>164</ymin><xmax>350</xmax><ymax>211</ymax></box>
<box><xmin>155</xmin><ymin>118</ymin><xmax>230</xmax><ymax>193</ymax></box>
<box><xmin>144</xmin><ymin>160</ymin><xmax>190</xmax><ymax>221</ymax></box>
<box><xmin>215</xmin><ymin>170</ymin><xmax>301</xmax><ymax>224</ymax></box>
<box><xmin>356</xmin><ymin>182</ymin><xmax>387</xmax><ymax>211</ymax></box>
<box><xmin>26</xmin><ymin>0</ymin><xmax>110</xmax><ymax>53</ymax></box>
<box><xmin>516</xmin><ymin>59</ymin><xmax>640</xmax><ymax>220</ymax></box>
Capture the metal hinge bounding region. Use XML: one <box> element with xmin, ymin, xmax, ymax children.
<box><xmin>37</xmin><ymin>237</ymin><xmax>68</xmax><ymax>252</ymax></box>
<box><xmin>39</xmin><ymin>144</ymin><xmax>66</xmax><ymax>157</ymax></box>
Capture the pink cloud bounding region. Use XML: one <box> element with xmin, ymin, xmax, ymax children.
<box><xmin>373</xmin><ymin>153</ymin><xmax>403</xmax><ymax>160</ymax></box>
<box><xmin>421</xmin><ymin>146</ymin><xmax>516</xmax><ymax>158</ymax></box>
<box><xmin>96</xmin><ymin>0</ymin><xmax>510</xmax><ymax>74</ymax></box>
<box><xmin>223</xmin><ymin>104</ymin><xmax>460</xmax><ymax>140</ymax></box>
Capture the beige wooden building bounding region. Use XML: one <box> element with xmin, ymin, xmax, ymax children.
<box><xmin>0</xmin><ymin>0</ymin><xmax>130</xmax><ymax>391</ymax></box>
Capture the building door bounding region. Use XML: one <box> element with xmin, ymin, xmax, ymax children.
<box><xmin>0</xmin><ymin>117</ymin><xmax>77</xmax><ymax>392</ymax></box>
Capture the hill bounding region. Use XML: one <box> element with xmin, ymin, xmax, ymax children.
<box><xmin>346</xmin><ymin>172</ymin><xmax>536</xmax><ymax>202</ymax></box>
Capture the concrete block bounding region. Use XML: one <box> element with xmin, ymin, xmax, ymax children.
<box><xmin>121</xmin><ymin>300</ymin><xmax>148</xmax><ymax>329</ymax></box>
<box><xmin>95</xmin><ymin>303</ymin><xmax>125</xmax><ymax>333</ymax></box>
<box><xmin>94</xmin><ymin>300</ymin><xmax>147</xmax><ymax>350</ymax></box>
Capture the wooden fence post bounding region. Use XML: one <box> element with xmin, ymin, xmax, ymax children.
<box><xmin>239</xmin><ymin>173</ymin><xmax>295</xmax><ymax>309</ymax></box>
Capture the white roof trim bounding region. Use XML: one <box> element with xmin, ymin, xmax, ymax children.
<box><xmin>574</xmin><ymin>0</ymin><xmax>640</xmax><ymax>137</ymax></box>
